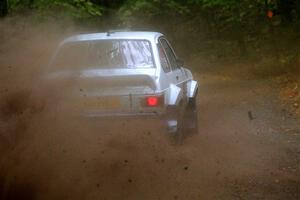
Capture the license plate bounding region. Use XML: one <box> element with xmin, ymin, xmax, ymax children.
<box><xmin>77</xmin><ymin>97</ymin><xmax>121</xmax><ymax>110</ymax></box>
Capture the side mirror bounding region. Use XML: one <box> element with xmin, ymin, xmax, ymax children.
<box><xmin>176</xmin><ymin>58</ymin><xmax>184</xmax><ymax>67</ymax></box>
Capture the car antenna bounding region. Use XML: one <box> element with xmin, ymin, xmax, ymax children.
<box><xmin>106</xmin><ymin>30</ymin><xmax>113</xmax><ymax>36</ymax></box>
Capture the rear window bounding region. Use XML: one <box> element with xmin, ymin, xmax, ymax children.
<box><xmin>50</xmin><ymin>40</ymin><xmax>155</xmax><ymax>70</ymax></box>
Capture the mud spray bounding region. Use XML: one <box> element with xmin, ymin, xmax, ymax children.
<box><xmin>1</xmin><ymin>16</ymin><xmax>299</xmax><ymax>200</ymax></box>
<box><xmin>0</xmin><ymin>17</ymin><xmax>194</xmax><ymax>200</ymax></box>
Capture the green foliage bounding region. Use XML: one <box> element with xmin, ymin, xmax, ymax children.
<box><xmin>8</xmin><ymin>0</ymin><xmax>103</xmax><ymax>18</ymax></box>
<box><xmin>118</xmin><ymin>0</ymin><xmax>188</xmax><ymax>24</ymax></box>
<box><xmin>5</xmin><ymin>0</ymin><xmax>300</xmax><ymax>61</ymax></box>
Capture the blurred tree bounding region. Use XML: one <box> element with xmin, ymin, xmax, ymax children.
<box><xmin>91</xmin><ymin>0</ymin><xmax>125</xmax><ymax>8</ymax></box>
<box><xmin>3</xmin><ymin>0</ymin><xmax>299</xmax><ymax>60</ymax></box>
<box><xmin>277</xmin><ymin>0</ymin><xmax>295</xmax><ymax>22</ymax></box>
<box><xmin>6</xmin><ymin>0</ymin><xmax>104</xmax><ymax>18</ymax></box>
<box><xmin>0</xmin><ymin>0</ymin><xmax>8</xmax><ymax>17</ymax></box>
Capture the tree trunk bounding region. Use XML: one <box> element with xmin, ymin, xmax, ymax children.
<box><xmin>277</xmin><ymin>0</ymin><xmax>295</xmax><ymax>22</ymax></box>
<box><xmin>0</xmin><ymin>0</ymin><xmax>8</xmax><ymax>17</ymax></box>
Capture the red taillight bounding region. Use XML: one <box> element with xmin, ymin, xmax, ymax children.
<box><xmin>147</xmin><ymin>96</ymin><xmax>159</xmax><ymax>106</ymax></box>
<box><xmin>141</xmin><ymin>95</ymin><xmax>164</xmax><ymax>107</ymax></box>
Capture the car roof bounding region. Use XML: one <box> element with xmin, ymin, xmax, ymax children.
<box><xmin>63</xmin><ymin>31</ymin><xmax>164</xmax><ymax>44</ymax></box>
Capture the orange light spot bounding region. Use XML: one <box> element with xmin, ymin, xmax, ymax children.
<box><xmin>267</xmin><ymin>10</ymin><xmax>274</xmax><ymax>19</ymax></box>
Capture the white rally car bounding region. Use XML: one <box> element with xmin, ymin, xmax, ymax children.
<box><xmin>44</xmin><ymin>31</ymin><xmax>198</xmax><ymax>140</ymax></box>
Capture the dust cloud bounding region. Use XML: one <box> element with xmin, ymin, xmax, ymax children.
<box><xmin>0</xmin><ymin>17</ymin><xmax>190</xmax><ymax>200</ymax></box>
<box><xmin>1</xmin><ymin>16</ymin><xmax>300</xmax><ymax>200</ymax></box>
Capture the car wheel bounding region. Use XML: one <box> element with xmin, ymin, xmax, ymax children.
<box><xmin>166</xmin><ymin>102</ymin><xmax>185</xmax><ymax>145</ymax></box>
<box><xmin>184</xmin><ymin>88</ymin><xmax>198</xmax><ymax>135</ymax></box>
<box><xmin>166</xmin><ymin>91</ymin><xmax>198</xmax><ymax>144</ymax></box>
<box><xmin>183</xmin><ymin>100</ymin><xmax>198</xmax><ymax>136</ymax></box>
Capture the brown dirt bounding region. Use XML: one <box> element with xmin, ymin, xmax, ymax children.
<box><xmin>277</xmin><ymin>61</ymin><xmax>300</xmax><ymax>117</ymax></box>
<box><xmin>0</xmin><ymin>18</ymin><xmax>299</xmax><ymax>200</ymax></box>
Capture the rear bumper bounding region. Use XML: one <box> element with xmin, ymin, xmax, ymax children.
<box><xmin>83</xmin><ymin>111</ymin><xmax>164</xmax><ymax>118</ymax></box>
<box><xmin>83</xmin><ymin>111</ymin><xmax>179</xmax><ymax>133</ymax></box>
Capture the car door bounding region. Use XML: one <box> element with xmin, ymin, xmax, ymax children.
<box><xmin>159</xmin><ymin>37</ymin><xmax>188</xmax><ymax>98</ymax></box>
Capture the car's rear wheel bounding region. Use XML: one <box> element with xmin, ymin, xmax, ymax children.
<box><xmin>166</xmin><ymin>102</ymin><xmax>185</xmax><ymax>144</ymax></box>
<box><xmin>167</xmin><ymin>91</ymin><xmax>198</xmax><ymax>144</ymax></box>
<box><xmin>185</xmin><ymin>88</ymin><xmax>199</xmax><ymax>134</ymax></box>
<box><xmin>184</xmin><ymin>98</ymin><xmax>198</xmax><ymax>135</ymax></box>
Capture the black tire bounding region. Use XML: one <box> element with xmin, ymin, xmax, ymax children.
<box><xmin>184</xmin><ymin>88</ymin><xmax>198</xmax><ymax>136</ymax></box>
<box><xmin>183</xmin><ymin>103</ymin><xmax>198</xmax><ymax>136</ymax></box>
<box><xmin>185</xmin><ymin>88</ymin><xmax>198</xmax><ymax>135</ymax></box>
<box><xmin>187</xmin><ymin>88</ymin><xmax>198</xmax><ymax>110</ymax></box>
<box><xmin>166</xmin><ymin>102</ymin><xmax>185</xmax><ymax>145</ymax></box>
<box><xmin>167</xmin><ymin>90</ymin><xmax>198</xmax><ymax>144</ymax></box>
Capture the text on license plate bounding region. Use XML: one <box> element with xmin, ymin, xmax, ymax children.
<box><xmin>77</xmin><ymin>97</ymin><xmax>121</xmax><ymax>110</ymax></box>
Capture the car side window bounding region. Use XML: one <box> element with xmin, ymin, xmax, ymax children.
<box><xmin>157</xmin><ymin>43</ymin><xmax>171</xmax><ymax>73</ymax></box>
<box><xmin>160</xmin><ymin>38</ymin><xmax>179</xmax><ymax>71</ymax></box>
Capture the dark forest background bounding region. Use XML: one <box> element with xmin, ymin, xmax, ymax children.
<box><xmin>0</xmin><ymin>0</ymin><xmax>299</xmax><ymax>73</ymax></box>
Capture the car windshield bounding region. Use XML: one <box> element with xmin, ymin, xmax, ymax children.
<box><xmin>50</xmin><ymin>39</ymin><xmax>155</xmax><ymax>70</ymax></box>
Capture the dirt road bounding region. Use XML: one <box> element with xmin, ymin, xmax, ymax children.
<box><xmin>0</xmin><ymin>22</ymin><xmax>300</xmax><ymax>200</ymax></box>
